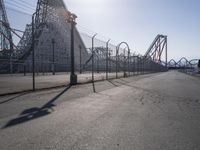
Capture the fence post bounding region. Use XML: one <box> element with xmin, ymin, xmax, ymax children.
<box><xmin>23</xmin><ymin>64</ymin><xmax>26</xmax><ymax>76</ymax></box>
<box><xmin>134</xmin><ymin>56</ymin><xmax>135</xmax><ymax>75</ymax></box>
<box><xmin>32</xmin><ymin>12</ymin><xmax>36</xmax><ymax>91</ymax></box>
<box><xmin>137</xmin><ymin>56</ymin><xmax>139</xmax><ymax>75</ymax></box>
<box><xmin>116</xmin><ymin>46</ymin><xmax>118</xmax><ymax>78</ymax></box>
<box><xmin>128</xmin><ymin>49</ymin><xmax>130</xmax><ymax>76</ymax></box>
<box><xmin>106</xmin><ymin>39</ymin><xmax>110</xmax><ymax>80</ymax></box>
<box><xmin>79</xmin><ymin>45</ymin><xmax>82</xmax><ymax>74</ymax></box>
<box><xmin>165</xmin><ymin>36</ymin><xmax>168</xmax><ymax>70</ymax></box>
<box><xmin>92</xmin><ymin>33</ymin><xmax>97</xmax><ymax>92</ymax></box>
<box><xmin>123</xmin><ymin>48</ymin><xmax>126</xmax><ymax>78</ymax></box>
<box><xmin>9</xmin><ymin>49</ymin><xmax>13</xmax><ymax>74</ymax></box>
<box><xmin>51</xmin><ymin>38</ymin><xmax>55</xmax><ymax>75</ymax></box>
<box><xmin>69</xmin><ymin>13</ymin><xmax>77</xmax><ymax>85</ymax></box>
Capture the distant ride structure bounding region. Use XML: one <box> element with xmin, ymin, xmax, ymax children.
<box><xmin>144</xmin><ymin>34</ymin><xmax>168</xmax><ymax>67</ymax></box>
<box><xmin>0</xmin><ymin>0</ymin><xmax>168</xmax><ymax>75</ymax></box>
<box><xmin>0</xmin><ymin>0</ymin><xmax>12</xmax><ymax>52</ymax></box>
<box><xmin>168</xmin><ymin>58</ymin><xmax>200</xmax><ymax>73</ymax></box>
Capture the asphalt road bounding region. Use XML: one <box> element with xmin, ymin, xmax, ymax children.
<box><xmin>0</xmin><ymin>72</ymin><xmax>125</xmax><ymax>95</ymax></box>
<box><xmin>0</xmin><ymin>71</ymin><xmax>200</xmax><ymax>150</ymax></box>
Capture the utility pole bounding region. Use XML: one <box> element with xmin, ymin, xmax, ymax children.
<box><xmin>66</xmin><ymin>11</ymin><xmax>77</xmax><ymax>85</ymax></box>
<box><xmin>52</xmin><ymin>38</ymin><xmax>55</xmax><ymax>75</ymax></box>
<box><xmin>32</xmin><ymin>12</ymin><xmax>36</xmax><ymax>91</ymax></box>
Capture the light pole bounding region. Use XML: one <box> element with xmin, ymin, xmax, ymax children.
<box><xmin>52</xmin><ymin>38</ymin><xmax>55</xmax><ymax>75</ymax></box>
<box><xmin>66</xmin><ymin>11</ymin><xmax>77</xmax><ymax>85</ymax></box>
<box><xmin>32</xmin><ymin>12</ymin><xmax>36</xmax><ymax>91</ymax></box>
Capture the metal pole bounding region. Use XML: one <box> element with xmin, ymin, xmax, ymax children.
<box><xmin>9</xmin><ymin>34</ymin><xmax>13</xmax><ymax>74</ymax></box>
<box><xmin>116</xmin><ymin>46</ymin><xmax>118</xmax><ymax>78</ymax></box>
<box><xmin>128</xmin><ymin>48</ymin><xmax>130</xmax><ymax>76</ymax></box>
<box><xmin>133</xmin><ymin>55</ymin><xmax>135</xmax><ymax>75</ymax></box>
<box><xmin>165</xmin><ymin>36</ymin><xmax>168</xmax><ymax>70</ymax></box>
<box><xmin>141</xmin><ymin>57</ymin><xmax>143</xmax><ymax>74</ymax></box>
<box><xmin>137</xmin><ymin>56</ymin><xmax>139</xmax><ymax>75</ymax></box>
<box><xmin>32</xmin><ymin>13</ymin><xmax>36</xmax><ymax>91</ymax></box>
<box><xmin>97</xmin><ymin>50</ymin><xmax>99</xmax><ymax>73</ymax></box>
<box><xmin>23</xmin><ymin>64</ymin><xmax>26</xmax><ymax>76</ymax></box>
<box><xmin>143</xmin><ymin>58</ymin><xmax>145</xmax><ymax>74</ymax></box>
<box><xmin>92</xmin><ymin>33</ymin><xmax>97</xmax><ymax>88</ymax></box>
<box><xmin>123</xmin><ymin>48</ymin><xmax>126</xmax><ymax>78</ymax></box>
<box><xmin>106</xmin><ymin>39</ymin><xmax>110</xmax><ymax>80</ymax></box>
<box><xmin>79</xmin><ymin>45</ymin><xmax>82</xmax><ymax>74</ymax></box>
<box><xmin>70</xmin><ymin>19</ymin><xmax>77</xmax><ymax>85</ymax></box>
<box><xmin>109</xmin><ymin>52</ymin><xmax>111</xmax><ymax>73</ymax></box>
<box><xmin>52</xmin><ymin>38</ymin><xmax>55</xmax><ymax>75</ymax></box>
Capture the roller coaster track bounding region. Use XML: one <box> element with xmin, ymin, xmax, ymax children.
<box><xmin>144</xmin><ymin>34</ymin><xmax>167</xmax><ymax>65</ymax></box>
<box><xmin>82</xmin><ymin>46</ymin><xmax>131</xmax><ymax>71</ymax></box>
<box><xmin>168</xmin><ymin>57</ymin><xmax>199</xmax><ymax>69</ymax></box>
<box><xmin>1</xmin><ymin>0</ymin><xmax>88</xmax><ymax>73</ymax></box>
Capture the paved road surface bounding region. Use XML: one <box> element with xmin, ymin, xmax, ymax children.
<box><xmin>0</xmin><ymin>72</ymin><xmax>125</xmax><ymax>95</ymax></box>
<box><xmin>0</xmin><ymin>71</ymin><xmax>200</xmax><ymax>150</ymax></box>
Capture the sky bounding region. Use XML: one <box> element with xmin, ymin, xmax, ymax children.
<box><xmin>4</xmin><ymin>0</ymin><xmax>200</xmax><ymax>61</ymax></box>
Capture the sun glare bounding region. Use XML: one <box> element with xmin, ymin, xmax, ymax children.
<box><xmin>68</xmin><ymin>0</ymin><xmax>106</xmax><ymax>6</ymax></box>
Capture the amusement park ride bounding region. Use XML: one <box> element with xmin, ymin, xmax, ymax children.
<box><xmin>0</xmin><ymin>0</ymin><xmax>199</xmax><ymax>75</ymax></box>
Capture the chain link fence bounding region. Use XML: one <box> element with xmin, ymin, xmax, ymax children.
<box><xmin>0</xmin><ymin>1</ymin><xmax>167</xmax><ymax>95</ymax></box>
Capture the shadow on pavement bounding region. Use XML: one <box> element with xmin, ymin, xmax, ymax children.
<box><xmin>2</xmin><ymin>85</ymin><xmax>71</xmax><ymax>129</ymax></box>
<box><xmin>119</xmin><ymin>78</ymin><xmax>130</xmax><ymax>83</ymax></box>
<box><xmin>0</xmin><ymin>93</ymin><xmax>29</xmax><ymax>105</ymax></box>
<box><xmin>107</xmin><ymin>80</ymin><xmax>119</xmax><ymax>87</ymax></box>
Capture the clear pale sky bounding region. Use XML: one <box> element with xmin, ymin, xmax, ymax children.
<box><xmin>5</xmin><ymin>0</ymin><xmax>200</xmax><ymax>60</ymax></box>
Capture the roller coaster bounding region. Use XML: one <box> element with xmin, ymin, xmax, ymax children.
<box><xmin>168</xmin><ymin>58</ymin><xmax>199</xmax><ymax>70</ymax></box>
<box><xmin>0</xmin><ymin>0</ymin><xmax>169</xmax><ymax>74</ymax></box>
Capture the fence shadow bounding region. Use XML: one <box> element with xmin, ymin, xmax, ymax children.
<box><xmin>107</xmin><ymin>80</ymin><xmax>119</xmax><ymax>87</ymax></box>
<box><xmin>0</xmin><ymin>93</ymin><xmax>28</xmax><ymax>105</ymax></box>
<box><xmin>2</xmin><ymin>85</ymin><xmax>71</xmax><ymax>129</ymax></box>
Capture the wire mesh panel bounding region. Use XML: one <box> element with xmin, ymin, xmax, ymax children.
<box><xmin>107</xmin><ymin>43</ymin><xmax>117</xmax><ymax>79</ymax></box>
<box><xmin>0</xmin><ymin>59</ymin><xmax>33</xmax><ymax>95</ymax></box>
<box><xmin>0</xmin><ymin>0</ymin><xmax>34</xmax><ymax>95</ymax></box>
<box><xmin>0</xmin><ymin>0</ymin><xmax>169</xmax><ymax>95</ymax></box>
<box><xmin>78</xmin><ymin>31</ymin><xmax>110</xmax><ymax>82</ymax></box>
